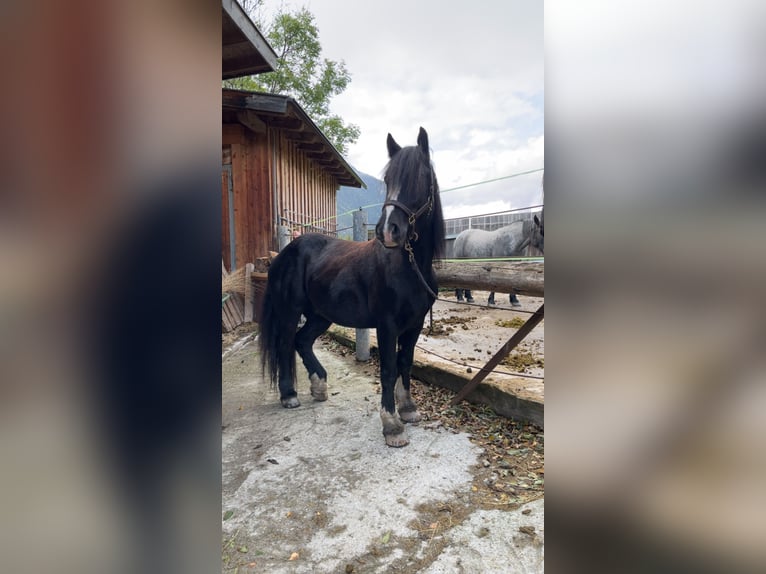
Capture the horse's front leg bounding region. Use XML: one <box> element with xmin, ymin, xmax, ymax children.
<box><xmin>395</xmin><ymin>326</ymin><xmax>422</xmax><ymax>423</ymax></box>
<box><xmin>377</xmin><ymin>325</ymin><xmax>408</xmax><ymax>447</ymax></box>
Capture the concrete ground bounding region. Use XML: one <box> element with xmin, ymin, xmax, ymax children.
<box><xmin>222</xmin><ymin>333</ymin><xmax>544</xmax><ymax>573</ymax></box>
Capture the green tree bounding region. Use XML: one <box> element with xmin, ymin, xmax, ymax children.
<box><xmin>226</xmin><ymin>5</ymin><xmax>360</xmax><ymax>156</ymax></box>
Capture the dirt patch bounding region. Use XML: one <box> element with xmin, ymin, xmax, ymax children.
<box><xmin>501</xmin><ymin>350</ymin><xmax>545</xmax><ymax>373</ymax></box>
<box><xmin>496</xmin><ymin>317</ymin><xmax>526</xmax><ymax>329</ymax></box>
<box><xmin>421</xmin><ymin>314</ymin><xmax>475</xmax><ymax>336</ymax></box>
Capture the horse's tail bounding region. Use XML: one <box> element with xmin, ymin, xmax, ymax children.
<box><xmin>258</xmin><ymin>253</ymin><xmax>297</xmax><ymax>389</ymax></box>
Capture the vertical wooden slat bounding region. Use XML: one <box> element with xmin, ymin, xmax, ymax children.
<box><xmin>243</xmin><ymin>133</ymin><xmax>253</xmax><ymax>266</ymax></box>
<box><xmin>304</xmin><ymin>152</ymin><xmax>309</xmax><ymax>230</ymax></box>
<box><xmin>221</xmin><ymin>169</ymin><xmax>231</xmax><ymax>270</ymax></box>
<box><xmin>264</xmin><ymin>129</ymin><xmax>274</xmax><ymax>252</ymax></box>
<box><xmin>279</xmin><ymin>131</ymin><xmax>284</xmax><ymax>228</ymax></box>
<box><xmin>244</xmin><ymin>262</ymin><xmax>254</xmax><ymax>322</ymax></box>
<box><xmin>231</xmin><ymin>142</ymin><xmax>246</xmax><ymax>270</ymax></box>
<box><xmin>287</xmin><ymin>132</ymin><xmax>293</xmax><ymax>230</ymax></box>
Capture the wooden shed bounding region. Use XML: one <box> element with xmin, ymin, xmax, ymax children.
<box><xmin>221</xmin><ymin>89</ymin><xmax>365</xmax><ymax>271</ymax></box>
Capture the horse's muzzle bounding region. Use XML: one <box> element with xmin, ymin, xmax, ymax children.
<box><xmin>375</xmin><ymin>218</ymin><xmax>404</xmax><ymax>248</ymax></box>
<box><xmin>377</xmin><ymin>236</ymin><xmax>400</xmax><ymax>249</ymax></box>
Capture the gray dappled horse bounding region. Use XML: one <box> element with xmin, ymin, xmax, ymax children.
<box><xmin>453</xmin><ymin>212</ymin><xmax>543</xmax><ymax>306</ymax></box>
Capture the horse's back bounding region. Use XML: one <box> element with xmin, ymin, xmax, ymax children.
<box><xmin>454</xmin><ymin>228</ymin><xmax>493</xmax><ymax>258</ymax></box>
<box><xmin>491</xmin><ymin>221</ymin><xmax>529</xmax><ymax>256</ymax></box>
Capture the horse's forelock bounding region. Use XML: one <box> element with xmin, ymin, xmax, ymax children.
<box><xmin>384</xmin><ymin>146</ymin><xmax>431</xmax><ymax>203</ymax></box>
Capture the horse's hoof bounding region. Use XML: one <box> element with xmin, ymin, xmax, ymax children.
<box><xmin>281</xmin><ymin>396</ymin><xmax>300</xmax><ymax>408</ymax></box>
<box><xmin>399</xmin><ymin>409</ymin><xmax>422</xmax><ymax>423</ymax></box>
<box><xmin>385</xmin><ymin>432</ymin><xmax>410</xmax><ymax>447</ymax></box>
<box><xmin>380</xmin><ymin>409</ymin><xmax>405</xmax><ymax>441</ymax></box>
<box><xmin>466</xmin><ymin>297</ymin><xmax>474</xmax><ymax>303</ymax></box>
<box><xmin>512</xmin><ymin>302</ymin><xmax>522</xmax><ymax>307</ymax></box>
<box><xmin>488</xmin><ymin>301</ymin><xmax>496</xmax><ymax>306</ymax></box>
<box><xmin>309</xmin><ymin>373</ymin><xmax>328</xmax><ymax>401</ymax></box>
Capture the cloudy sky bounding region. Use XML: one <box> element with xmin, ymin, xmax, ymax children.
<box><xmin>257</xmin><ymin>0</ymin><xmax>543</xmax><ymax>219</ymax></box>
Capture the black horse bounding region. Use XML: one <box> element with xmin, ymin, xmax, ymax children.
<box><xmin>259</xmin><ymin>127</ymin><xmax>445</xmax><ymax>447</ymax></box>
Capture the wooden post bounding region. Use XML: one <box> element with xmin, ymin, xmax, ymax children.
<box><xmin>353</xmin><ymin>209</ymin><xmax>370</xmax><ymax>361</ymax></box>
<box><xmin>244</xmin><ymin>262</ymin><xmax>255</xmax><ymax>322</ymax></box>
<box><xmin>277</xmin><ymin>225</ymin><xmax>291</xmax><ymax>251</ymax></box>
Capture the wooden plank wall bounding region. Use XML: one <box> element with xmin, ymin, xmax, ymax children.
<box><xmin>222</xmin><ymin>123</ymin><xmax>275</xmax><ymax>267</ymax></box>
<box><xmin>272</xmin><ymin>129</ymin><xmax>338</xmax><ymax>236</ymax></box>
<box><xmin>222</xmin><ymin>122</ymin><xmax>341</xmax><ymax>274</ymax></box>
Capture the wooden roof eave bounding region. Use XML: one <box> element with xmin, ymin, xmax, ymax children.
<box><xmin>222</xmin><ymin>0</ymin><xmax>278</xmax><ymax>79</ymax></box>
<box><xmin>222</xmin><ymin>89</ymin><xmax>365</xmax><ymax>189</ymax></box>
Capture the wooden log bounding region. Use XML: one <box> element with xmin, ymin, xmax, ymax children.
<box><xmin>435</xmin><ymin>260</ymin><xmax>544</xmax><ymax>297</ymax></box>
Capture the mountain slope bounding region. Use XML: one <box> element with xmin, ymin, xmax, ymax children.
<box><xmin>336</xmin><ymin>171</ymin><xmax>385</xmax><ymax>238</ymax></box>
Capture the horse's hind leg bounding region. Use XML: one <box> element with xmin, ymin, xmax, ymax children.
<box><xmin>277</xmin><ymin>314</ymin><xmax>302</xmax><ymax>408</ymax></box>
<box><xmin>295</xmin><ymin>312</ymin><xmax>332</xmax><ymax>401</ymax></box>
<box><xmin>395</xmin><ymin>326</ymin><xmax>422</xmax><ymax>424</ymax></box>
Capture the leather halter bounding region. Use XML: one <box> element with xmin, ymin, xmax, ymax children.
<box><xmin>381</xmin><ymin>194</ymin><xmax>433</xmax><ymax>237</ymax></box>
<box><xmin>381</xmin><ymin>171</ymin><xmax>438</xmax><ymax>300</ymax></box>
<box><xmin>381</xmin><ymin>169</ymin><xmax>436</xmax><ymax>242</ymax></box>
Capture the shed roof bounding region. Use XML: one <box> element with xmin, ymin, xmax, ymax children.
<box><xmin>222</xmin><ymin>0</ymin><xmax>278</xmax><ymax>79</ymax></box>
<box><xmin>222</xmin><ymin>89</ymin><xmax>365</xmax><ymax>188</ymax></box>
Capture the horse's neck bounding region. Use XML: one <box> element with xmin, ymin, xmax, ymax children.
<box><xmin>411</xmin><ymin>224</ymin><xmax>437</xmax><ymax>268</ymax></box>
<box><xmin>412</xmin><ymin>236</ymin><xmax>435</xmax><ymax>268</ymax></box>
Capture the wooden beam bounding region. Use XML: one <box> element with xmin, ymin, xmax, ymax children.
<box><xmin>222</xmin><ymin>91</ymin><xmax>288</xmax><ymax>114</ymax></box>
<box><xmin>267</xmin><ymin>117</ymin><xmax>303</xmax><ymax>131</ymax></box>
<box><xmin>308</xmin><ymin>154</ymin><xmax>335</xmax><ymax>165</ymax></box>
<box><xmin>296</xmin><ymin>142</ymin><xmax>325</xmax><ymax>152</ymax></box>
<box><xmin>290</xmin><ymin>131</ymin><xmax>319</xmax><ymax>142</ymax></box>
<box><xmin>450</xmin><ymin>304</ymin><xmax>544</xmax><ymax>406</ymax></box>
<box><xmin>435</xmin><ymin>260</ymin><xmax>544</xmax><ymax>298</ymax></box>
<box><xmin>237</xmin><ymin>111</ymin><xmax>267</xmax><ymax>134</ymax></box>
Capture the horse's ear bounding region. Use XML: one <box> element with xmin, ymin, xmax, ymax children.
<box><xmin>417</xmin><ymin>127</ymin><xmax>429</xmax><ymax>159</ymax></box>
<box><xmin>534</xmin><ymin>214</ymin><xmax>540</xmax><ymax>227</ymax></box>
<box><xmin>387</xmin><ymin>133</ymin><xmax>401</xmax><ymax>158</ymax></box>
